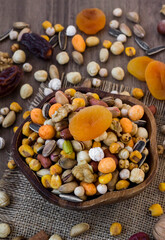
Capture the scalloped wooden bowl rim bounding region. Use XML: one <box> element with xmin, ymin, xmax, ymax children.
<box><xmin>12</xmin><ymin>87</ymin><xmax>158</xmax><ymax>211</ymax></box>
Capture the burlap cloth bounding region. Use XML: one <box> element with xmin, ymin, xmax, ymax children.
<box><xmin>0</xmin><ymin>80</ymin><xmax>165</xmax><ymax>240</ymax></box>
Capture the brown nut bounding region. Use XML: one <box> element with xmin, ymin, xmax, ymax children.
<box><xmin>55</xmin><ymin>90</ymin><xmax>69</xmax><ymax>105</ymax></box>
<box><xmin>107</xmin><ymin>107</ymin><xmax>120</xmax><ymax>118</ymax></box>
<box><xmin>60</xmin><ymin>128</ymin><xmax>72</xmax><ymax>140</ymax></box>
<box><xmin>89</xmin><ymin>98</ymin><xmax>108</xmax><ymax>107</ymax></box>
<box><xmin>37</xmin><ymin>154</ymin><xmax>52</xmax><ymax>168</ymax></box>
<box><xmin>55</xmin><ymin>120</ymin><xmax>68</xmax><ymax>131</ymax></box>
<box><xmin>148</xmin><ymin>105</ymin><xmax>157</xmax><ymax>115</ymax></box>
<box><xmin>103</xmin><ymin>149</ymin><xmax>118</xmax><ymax>166</ymax></box>
<box><xmin>89</xmin><ymin>160</ymin><xmax>98</xmax><ymax>172</ymax></box>
<box><xmin>157</xmin><ymin>20</ymin><xmax>165</xmax><ymax>35</ymax></box>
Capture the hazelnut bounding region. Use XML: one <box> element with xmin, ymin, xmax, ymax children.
<box><xmin>66</xmin><ymin>72</ymin><xmax>82</xmax><ymax>84</ymax></box>
<box><xmin>56</xmin><ymin>52</ymin><xmax>69</xmax><ymax>65</ymax></box>
<box><xmin>20</xmin><ymin>83</ymin><xmax>33</xmax><ymax>99</ymax></box>
<box><xmin>11</xmin><ymin>43</ymin><xmax>20</xmax><ymax>52</ymax></box>
<box><xmin>12</xmin><ymin>50</ymin><xmax>26</xmax><ymax>64</ymax></box>
<box><xmin>34</xmin><ymin>70</ymin><xmax>48</xmax><ymax>82</ymax></box>
<box><xmin>157</xmin><ymin>20</ymin><xmax>165</xmax><ymax>35</ymax></box>
<box><xmin>9</xmin><ymin>30</ymin><xmax>18</xmax><ymax>40</ymax></box>
<box><xmin>111</xmin><ymin>67</ymin><xmax>125</xmax><ymax>80</ymax></box>
<box><xmin>99</xmin><ymin>68</ymin><xmax>108</xmax><ymax>77</ymax></box>
<box><xmin>110</xmin><ymin>41</ymin><xmax>124</xmax><ymax>55</ymax></box>
<box><xmin>148</xmin><ymin>105</ymin><xmax>157</xmax><ymax>115</ymax></box>
<box><xmin>23</xmin><ymin>63</ymin><xmax>33</xmax><ymax>72</ymax></box>
<box><xmin>87</xmin><ymin>61</ymin><xmax>100</xmax><ymax>76</ymax></box>
<box><xmin>113</xmin><ymin>8</ymin><xmax>123</xmax><ymax>17</ymax></box>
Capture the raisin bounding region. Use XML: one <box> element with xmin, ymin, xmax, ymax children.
<box><xmin>21</xmin><ymin>33</ymin><xmax>53</xmax><ymax>59</ymax></box>
<box><xmin>0</xmin><ymin>66</ymin><xmax>23</xmax><ymax>97</ymax></box>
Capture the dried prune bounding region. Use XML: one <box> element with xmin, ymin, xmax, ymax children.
<box><xmin>21</xmin><ymin>33</ymin><xmax>53</xmax><ymax>59</ymax></box>
<box><xmin>0</xmin><ymin>66</ymin><xmax>23</xmax><ymax>97</ymax></box>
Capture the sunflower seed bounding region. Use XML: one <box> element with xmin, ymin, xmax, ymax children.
<box><xmin>42</xmin><ymin>103</ymin><xmax>51</xmax><ymax>119</ymax></box>
<box><xmin>135</xmin><ymin>37</ymin><xmax>150</xmax><ymax>50</ymax></box>
<box><xmin>134</xmin><ymin>120</ymin><xmax>147</xmax><ymax>127</ymax></box>
<box><xmin>138</xmin><ymin>153</ymin><xmax>147</xmax><ymax>167</ymax></box>
<box><xmin>29</xmin><ymin>123</ymin><xmax>41</xmax><ymax>133</ymax></box>
<box><xmin>146</xmin><ymin>45</ymin><xmax>165</xmax><ymax>55</ymax></box>
<box><xmin>58</xmin><ymin>30</ymin><xmax>67</xmax><ymax>50</ymax></box>
<box><xmin>49</xmin><ymin>34</ymin><xmax>59</xmax><ymax>48</ymax></box>
<box><xmin>42</xmin><ymin>140</ymin><xmax>56</xmax><ymax>157</ymax></box>
<box><xmin>126</xmin><ymin>12</ymin><xmax>139</xmax><ymax>23</ymax></box>
<box><xmin>0</xmin><ymin>28</ymin><xmax>13</xmax><ymax>41</ymax></box>
<box><xmin>133</xmin><ymin>24</ymin><xmax>145</xmax><ymax>38</ymax></box>
<box><xmin>109</xmin><ymin>28</ymin><xmax>122</xmax><ymax>37</ymax></box>
<box><xmin>59</xmin><ymin>194</ymin><xmax>83</xmax><ymax>202</ymax></box>
<box><xmin>133</xmin><ymin>140</ymin><xmax>146</xmax><ymax>153</ymax></box>
<box><xmin>119</xmin><ymin>23</ymin><xmax>132</xmax><ymax>37</ymax></box>
<box><xmin>52</xmin><ymin>189</ymin><xmax>61</xmax><ymax>195</ymax></box>
<box><xmin>70</xmin><ymin>223</ymin><xmax>90</xmax><ymax>237</ymax></box>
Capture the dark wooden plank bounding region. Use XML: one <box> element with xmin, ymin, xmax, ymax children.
<box><xmin>0</xmin><ymin>0</ymin><xmax>163</xmax><ymax>178</ymax></box>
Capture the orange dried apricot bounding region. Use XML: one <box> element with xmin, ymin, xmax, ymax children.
<box><xmin>145</xmin><ymin>61</ymin><xmax>165</xmax><ymax>100</ymax></box>
<box><xmin>127</xmin><ymin>56</ymin><xmax>154</xmax><ymax>81</ymax></box>
<box><xmin>49</xmin><ymin>103</ymin><xmax>62</xmax><ymax>118</ymax></box>
<box><xmin>120</xmin><ymin>118</ymin><xmax>133</xmax><ymax>133</ymax></box>
<box><xmin>128</xmin><ymin>105</ymin><xmax>144</xmax><ymax>121</ymax></box>
<box><xmin>39</xmin><ymin>125</ymin><xmax>56</xmax><ymax>139</ymax></box>
<box><xmin>76</xmin><ymin>8</ymin><xmax>106</xmax><ymax>35</ymax></box>
<box><xmin>30</xmin><ymin>108</ymin><xmax>45</xmax><ymax>125</ymax></box>
<box><xmin>72</xmin><ymin>34</ymin><xmax>86</xmax><ymax>53</ymax></box>
<box><xmin>80</xmin><ymin>182</ymin><xmax>96</xmax><ymax>196</ymax></box>
<box><xmin>69</xmin><ymin>105</ymin><xmax>112</xmax><ymax>141</ymax></box>
<box><xmin>98</xmin><ymin>157</ymin><xmax>116</xmax><ymax>174</ymax></box>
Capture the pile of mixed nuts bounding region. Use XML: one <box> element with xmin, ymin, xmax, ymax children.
<box><xmin>0</xmin><ymin>4</ymin><xmax>165</xmax><ymax>240</ymax></box>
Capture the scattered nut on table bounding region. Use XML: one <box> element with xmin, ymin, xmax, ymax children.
<box><xmin>119</xmin><ymin>23</ymin><xmax>132</xmax><ymax>37</ymax></box>
<box><xmin>2</xmin><ymin>111</ymin><xmax>16</xmax><ymax>128</ymax></box>
<box><xmin>0</xmin><ymin>223</ymin><xmax>11</xmax><ymax>238</ymax></box>
<box><xmin>66</xmin><ymin>25</ymin><xmax>77</xmax><ymax>36</ymax></box>
<box><xmin>34</xmin><ymin>70</ymin><xmax>48</xmax><ymax>82</ymax></box>
<box><xmin>23</xmin><ymin>63</ymin><xmax>33</xmax><ymax>72</ymax></box>
<box><xmin>70</xmin><ymin>223</ymin><xmax>90</xmax><ymax>237</ymax></box>
<box><xmin>11</xmin><ymin>43</ymin><xmax>20</xmax><ymax>52</ymax></box>
<box><xmin>49</xmin><ymin>234</ymin><xmax>63</xmax><ymax>240</ymax></box>
<box><xmin>20</xmin><ymin>83</ymin><xmax>33</xmax><ymax>99</ymax></box>
<box><xmin>109</xmin><ymin>20</ymin><xmax>119</xmax><ymax>29</ymax></box>
<box><xmin>72</xmin><ymin>51</ymin><xmax>84</xmax><ymax>65</ymax></box>
<box><xmin>9</xmin><ymin>30</ymin><xmax>18</xmax><ymax>40</ymax></box>
<box><xmin>66</xmin><ymin>72</ymin><xmax>81</xmax><ymax>84</ymax></box>
<box><xmin>86</xmin><ymin>36</ymin><xmax>100</xmax><ymax>47</ymax></box>
<box><xmin>99</xmin><ymin>68</ymin><xmax>108</xmax><ymax>77</ymax></box>
<box><xmin>46</xmin><ymin>27</ymin><xmax>55</xmax><ymax>37</ymax></box>
<box><xmin>12</xmin><ymin>50</ymin><xmax>26</xmax><ymax>64</ymax></box>
<box><xmin>87</xmin><ymin>61</ymin><xmax>100</xmax><ymax>76</ymax></box>
<box><xmin>99</xmin><ymin>48</ymin><xmax>109</xmax><ymax>63</ymax></box>
<box><xmin>56</xmin><ymin>51</ymin><xmax>69</xmax><ymax>65</ymax></box>
<box><xmin>110</xmin><ymin>42</ymin><xmax>124</xmax><ymax>55</ymax></box>
<box><xmin>92</xmin><ymin>78</ymin><xmax>101</xmax><ymax>87</ymax></box>
<box><xmin>49</xmin><ymin>64</ymin><xmax>59</xmax><ymax>79</ymax></box>
<box><xmin>113</xmin><ymin>8</ymin><xmax>123</xmax><ymax>17</ymax></box>
<box><xmin>111</xmin><ymin>67</ymin><xmax>125</xmax><ymax>80</ymax></box>
<box><xmin>117</xmin><ymin>34</ymin><xmax>127</xmax><ymax>43</ymax></box>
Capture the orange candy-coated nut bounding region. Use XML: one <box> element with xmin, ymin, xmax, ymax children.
<box><xmin>31</xmin><ymin>108</ymin><xmax>45</xmax><ymax>125</ymax></box>
<box><xmin>76</xmin><ymin>8</ymin><xmax>106</xmax><ymax>35</ymax></box>
<box><xmin>80</xmin><ymin>182</ymin><xmax>97</xmax><ymax>196</ymax></box>
<box><xmin>145</xmin><ymin>61</ymin><xmax>165</xmax><ymax>100</ymax></box>
<box><xmin>49</xmin><ymin>103</ymin><xmax>62</xmax><ymax>118</ymax></box>
<box><xmin>128</xmin><ymin>105</ymin><xmax>144</xmax><ymax>121</ymax></box>
<box><xmin>69</xmin><ymin>105</ymin><xmax>112</xmax><ymax>141</ymax></box>
<box><xmin>127</xmin><ymin>56</ymin><xmax>153</xmax><ymax>81</ymax></box>
<box><xmin>39</xmin><ymin>125</ymin><xmax>56</xmax><ymax>140</ymax></box>
<box><xmin>98</xmin><ymin>157</ymin><xmax>116</xmax><ymax>174</ymax></box>
<box><xmin>72</xmin><ymin>34</ymin><xmax>86</xmax><ymax>53</ymax></box>
<box><xmin>120</xmin><ymin>118</ymin><xmax>133</xmax><ymax>133</ymax></box>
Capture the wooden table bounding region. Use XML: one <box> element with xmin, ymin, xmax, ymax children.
<box><xmin>0</xmin><ymin>0</ymin><xmax>164</xmax><ymax>178</ymax></box>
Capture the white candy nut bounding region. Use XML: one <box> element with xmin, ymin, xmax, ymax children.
<box><xmin>46</xmin><ymin>27</ymin><xmax>55</xmax><ymax>37</ymax></box>
<box><xmin>66</xmin><ymin>25</ymin><xmax>77</xmax><ymax>36</ymax></box>
<box><xmin>48</xmin><ymin>78</ymin><xmax>61</xmax><ymax>90</ymax></box>
<box><xmin>44</xmin><ymin>88</ymin><xmax>53</xmax><ymax>96</ymax></box>
<box><xmin>97</xmin><ymin>184</ymin><xmax>108</xmax><ymax>194</ymax></box>
<box><xmin>117</xmin><ymin>34</ymin><xmax>127</xmax><ymax>43</ymax></box>
<box><xmin>9</xmin><ymin>30</ymin><xmax>18</xmax><ymax>40</ymax></box>
<box><xmin>89</xmin><ymin>147</ymin><xmax>104</xmax><ymax>162</ymax></box>
<box><xmin>74</xmin><ymin>186</ymin><xmax>85</xmax><ymax>197</ymax></box>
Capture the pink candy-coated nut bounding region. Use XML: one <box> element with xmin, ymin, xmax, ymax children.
<box><xmin>89</xmin><ymin>160</ymin><xmax>98</xmax><ymax>172</ymax></box>
<box><xmin>128</xmin><ymin>232</ymin><xmax>150</xmax><ymax>240</ymax></box>
<box><xmin>49</xmin><ymin>97</ymin><xmax>56</xmax><ymax>105</ymax></box>
<box><xmin>37</xmin><ymin>154</ymin><xmax>52</xmax><ymax>168</ymax></box>
<box><xmin>103</xmin><ymin>149</ymin><xmax>118</xmax><ymax>166</ymax></box>
<box><xmin>107</xmin><ymin>107</ymin><xmax>120</xmax><ymax>118</ymax></box>
<box><xmin>60</xmin><ymin>128</ymin><xmax>73</xmax><ymax>140</ymax></box>
<box><xmin>128</xmin><ymin>105</ymin><xmax>144</xmax><ymax>121</ymax></box>
<box><xmin>89</xmin><ymin>98</ymin><xmax>108</xmax><ymax>107</ymax></box>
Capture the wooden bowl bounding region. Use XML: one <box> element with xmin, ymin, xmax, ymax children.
<box><xmin>12</xmin><ymin>87</ymin><xmax>158</xmax><ymax>211</ymax></box>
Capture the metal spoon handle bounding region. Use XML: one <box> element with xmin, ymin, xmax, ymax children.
<box><xmin>146</xmin><ymin>45</ymin><xmax>165</xmax><ymax>55</ymax></box>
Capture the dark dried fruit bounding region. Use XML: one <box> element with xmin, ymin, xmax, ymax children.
<box><xmin>21</xmin><ymin>33</ymin><xmax>53</xmax><ymax>59</ymax></box>
<box><xmin>128</xmin><ymin>232</ymin><xmax>150</xmax><ymax>240</ymax></box>
<box><xmin>0</xmin><ymin>66</ymin><xmax>23</xmax><ymax>97</ymax></box>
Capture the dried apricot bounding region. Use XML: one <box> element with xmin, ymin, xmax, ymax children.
<box><xmin>145</xmin><ymin>61</ymin><xmax>165</xmax><ymax>100</ymax></box>
<box><xmin>69</xmin><ymin>105</ymin><xmax>112</xmax><ymax>141</ymax></box>
<box><xmin>49</xmin><ymin>103</ymin><xmax>62</xmax><ymax>118</ymax></box>
<box><xmin>127</xmin><ymin>56</ymin><xmax>154</xmax><ymax>81</ymax></box>
<box><xmin>76</xmin><ymin>8</ymin><xmax>106</xmax><ymax>35</ymax></box>
<box><xmin>31</xmin><ymin>108</ymin><xmax>45</xmax><ymax>125</ymax></box>
<box><xmin>39</xmin><ymin>125</ymin><xmax>56</xmax><ymax>139</ymax></box>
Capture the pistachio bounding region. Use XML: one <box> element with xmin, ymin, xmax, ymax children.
<box><xmin>2</xmin><ymin>111</ymin><xmax>16</xmax><ymax>128</ymax></box>
<box><xmin>59</xmin><ymin>158</ymin><xmax>77</xmax><ymax>169</ymax></box>
<box><xmin>59</xmin><ymin>181</ymin><xmax>78</xmax><ymax>193</ymax></box>
<box><xmin>61</xmin><ymin>169</ymin><xmax>74</xmax><ymax>183</ymax></box>
<box><xmin>0</xmin><ymin>191</ymin><xmax>10</xmax><ymax>207</ymax></box>
<box><xmin>113</xmin><ymin>8</ymin><xmax>123</xmax><ymax>17</ymax></box>
<box><xmin>56</xmin><ymin>51</ymin><xmax>69</xmax><ymax>65</ymax></box>
<box><xmin>133</xmin><ymin>24</ymin><xmax>145</xmax><ymax>38</ymax></box>
<box><xmin>70</xmin><ymin>223</ymin><xmax>90</xmax><ymax>237</ymax></box>
<box><xmin>74</xmin><ymin>91</ymin><xmax>88</xmax><ymax>105</ymax></box>
<box><xmin>87</xmin><ymin>61</ymin><xmax>100</xmax><ymax>76</ymax></box>
<box><xmin>119</xmin><ymin>23</ymin><xmax>132</xmax><ymax>37</ymax></box>
<box><xmin>111</xmin><ymin>67</ymin><xmax>125</xmax><ymax>80</ymax></box>
<box><xmin>55</xmin><ymin>90</ymin><xmax>69</xmax><ymax>105</ymax></box>
<box><xmin>22</xmin><ymin>63</ymin><xmax>32</xmax><ymax>72</ymax></box>
<box><xmin>81</xmin><ymin>78</ymin><xmax>92</xmax><ymax>88</ymax></box>
<box><xmin>86</xmin><ymin>36</ymin><xmax>100</xmax><ymax>47</ymax></box>
<box><xmin>110</xmin><ymin>42</ymin><xmax>124</xmax><ymax>55</ymax></box>
<box><xmin>49</xmin><ymin>64</ymin><xmax>60</xmax><ymax>79</ymax></box>
<box><xmin>101</xmin><ymin>96</ymin><xmax>115</xmax><ymax>106</ymax></box>
<box><xmin>17</xmin><ymin>27</ymin><xmax>31</xmax><ymax>41</ymax></box>
<box><xmin>71</xmin><ymin>140</ymin><xmax>85</xmax><ymax>152</ymax></box>
<box><xmin>99</xmin><ymin>48</ymin><xmax>109</xmax><ymax>63</ymax></box>
<box><xmin>50</xmin><ymin>148</ymin><xmax>61</xmax><ymax>162</ymax></box>
<box><xmin>34</xmin><ymin>70</ymin><xmax>48</xmax><ymax>82</ymax></box>
<box><xmin>13</xmin><ymin>21</ymin><xmax>30</xmax><ymax>29</ymax></box>
<box><xmin>42</xmin><ymin>140</ymin><xmax>56</xmax><ymax>157</ymax></box>
<box><xmin>20</xmin><ymin>83</ymin><xmax>33</xmax><ymax>99</ymax></box>
<box><xmin>109</xmin><ymin>20</ymin><xmax>119</xmax><ymax>29</ymax></box>
<box><xmin>66</xmin><ymin>72</ymin><xmax>82</xmax><ymax>84</ymax></box>
<box><xmin>72</xmin><ymin>51</ymin><xmax>84</xmax><ymax>65</ymax></box>
<box><xmin>126</xmin><ymin>12</ymin><xmax>139</xmax><ymax>23</ymax></box>
<box><xmin>12</xmin><ymin>50</ymin><xmax>26</xmax><ymax>64</ymax></box>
